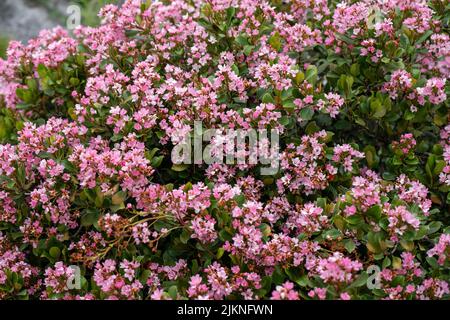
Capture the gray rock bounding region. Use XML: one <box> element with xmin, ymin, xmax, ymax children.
<box><xmin>0</xmin><ymin>0</ymin><xmax>69</xmax><ymax>42</ymax></box>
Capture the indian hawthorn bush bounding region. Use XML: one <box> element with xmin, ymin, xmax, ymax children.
<box><xmin>0</xmin><ymin>0</ymin><xmax>449</xmax><ymax>300</ymax></box>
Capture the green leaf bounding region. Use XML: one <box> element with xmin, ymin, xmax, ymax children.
<box><xmin>151</xmin><ymin>155</ymin><xmax>164</xmax><ymax>168</ymax></box>
<box><xmin>392</xmin><ymin>155</ymin><xmax>403</xmax><ymax>166</ymax></box>
<box><xmin>231</xmin><ymin>64</ymin><xmax>239</xmax><ymax>76</ymax></box>
<box><xmin>433</xmin><ymin>160</ymin><xmax>446</xmax><ymax>176</ymax></box>
<box><xmin>346</xmin><ymin>75</ymin><xmax>354</xmax><ymax>89</ymax></box>
<box><xmin>382</xmin><ymin>257</ymin><xmax>391</xmax><ymax>269</ymax></box>
<box><xmin>262</xmin><ymin>92</ymin><xmax>274</xmax><ymax>104</ymax></box>
<box><xmin>219</xmin><ymin>229</ymin><xmax>233</xmax><ymax>242</ymax></box>
<box><xmin>111</xmin><ymin>134</ymin><xmax>123</xmax><ymax>142</ymax></box>
<box><xmin>259</xmin><ymin>223</ymin><xmax>271</xmax><ymax>238</ymax></box>
<box><xmin>81</xmin><ymin>209</ymin><xmax>100</xmax><ymax>227</ymax></box>
<box><xmin>348</xmin><ymin>272</ymin><xmax>368</xmax><ymax>289</ymax></box>
<box><xmin>243</xmin><ymin>45</ymin><xmax>254</xmax><ymax>56</ymax></box>
<box><xmin>350</xmin><ymin>63</ymin><xmax>360</xmax><ymax>76</ymax></box>
<box><xmin>415</xmin><ymin>30</ymin><xmax>433</xmax><ymax>45</ymax></box>
<box><xmin>272</xmin><ymin>266</ymin><xmax>286</xmax><ymax>285</ymax></box>
<box><xmin>364</xmin><ymin>145</ymin><xmax>377</xmax><ymax>168</ymax></box>
<box><xmin>366</xmin><ymin>205</ymin><xmax>382</xmax><ymax>221</ymax></box>
<box><xmin>279</xmin><ymin>116</ymin><xmax>290</xmax><ymax>126</ymax></box>
<box><xmin>16</xmin><ymin>88</ymin><xmax>34</xmax><ymax>104</ymax></box>
<box><xmin>171</xmin><ymin>164</ymin><xmax>189</xmax><ymax>172</ymax></box>
<box><xmin>344</xmin><ymin>239</ymin><xmax>356</xmax><ymax>253</ymax></box>
<box><xmin>367</xmin><ymin>231</ymin><xmax>386</xmax><ymax>253</ymax></box>
<box><xmin>295</xmin><ymin>71</ymin><xmax>304</xmax><ymax>85</ymax></box>
<box><xmin>49</xmin><ymin>247</ymin><xmax>61</xmax><ymax>259</ymax></box>
<box><xmin>426</xmin><ymin>155</ymin><xmax>436</xmax><ymax>180</ymax></box>
<box><xmin>180</xmin><ymin>229</ymin><xmax>191</xmax><ymax>244</ymax></box>
<box><xmin>226</xmin><ymin>7</ymin><xmax>236</xmax><ymax>27</ymax></box>
<box><xmin>400</xmin><ymin>240</ymin><xmax>414</xmax><ymax>251</ymax></box>
<box><xmin>269</xmin><ymin>32</ymin><xmax>282</xmax><ymax>51</ymax></box>
<box><xmin>216</xmin><ymin>248</ymin><xmax>225</xmax><ymax>259</ymax></box>
<box><xmin>305</xmin><ymin>121</ymin><xmax>320</xmax><ymax>134</ymax></box>
<box><xmin>305</xmin><ymin>65</ymin><xmax>318</xmax><ymax>85</ymax></box>
<box><xmin>299</xmin><ymin>107</ymin><xmax>314</xmax><ymax>121</ymax></box>
<box><xmin>283</xmin><ymin>101</ymin><xmax>296</xmax><ymax>112</ymax></box>
<box><xmin>168</xmin><ymin>285</ymin><xmax>178</xmax><ymax>299</ymax></box>
<box><xmin>392</xmin><ymin>256</ymin><xmax>402</xmax><ymax>269</ymax></box>
<box><xmin>37</xmin><ymin>64</ymin><xmax>48</xmax><ymax>78</ymax></box>
<box><xmin>346</xmin><ymin>214</ymin><xmax>363</xmax><ymax>225</ymax></box>
<box><xmin>234</xmin><ymin>194</ymin><xmax>246</xmax><ymax>206</ymax></box>
<box><xmin>112</xmin><ymin>191</ymin><xmax>127</xmax><ymax>205</ymax></box>
<box><xmin>337</xmin><ymin>74</ymin><xmax>353</xmax><ymax>96</ymax></box>
<box><xmin>26</xmin><ymin>79</ymin><xmax>38</xmax><ymax>91</ymax></box>
<box><xmin>382</xmin><ymin>172</ymin><xmax>396</xmax><ymax>181</ymax></box>
<box><xmin>69</xmin><ymin>77</ymin><xmax>80</xmax><ymax>86</ymax></box>
<box><xmin>295</xmin><ymin>274</ymin><xmax>313</xmax><ymax>287</ymax></box>
<box><xmin>316</xmin><ymin>198</ymin><xmax>327</xmax><ymax>209</ymax></box>
<box><xmin>235</xmin><ymin>34</ymin><xmax>249</xmax><ymax>46</ymax></box>
<box><xmin>426</xmin><ymin>256</ymin><xmax>439</xmax><ymax>269</ymax></box>
<box><xmin>323</xmin><ymin>229</ymin><xmax>341</xmax><ymax>240</ymax></box>
<box><xmin>285</xmin><ymin>267</ymin><xmax>302</xmax><ymax>282</ymax></box>
<box><xmin>370</xmin><ymin>99</ymin><xmax>386</xmax><ymax>119</ymax></box>
<box><xmin>427</xmin><ymin>221</ymin><xmax>442</xmax><ymax>234</ymax></box>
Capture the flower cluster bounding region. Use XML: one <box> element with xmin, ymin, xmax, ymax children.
<box><xmin>278</xmin><ymin>131</ymin><xmax>363</xmax><ymax>195</ymax></box>
<box><xmin>0</xmin><ymin>0</ymin><xmax>448</xmax><ymax>300</ymax></box>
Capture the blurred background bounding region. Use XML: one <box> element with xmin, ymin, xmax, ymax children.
<box><xmin>0</xmin><ymin>0</ymin><xmax>123</xmax><ymax>58</ymax></box>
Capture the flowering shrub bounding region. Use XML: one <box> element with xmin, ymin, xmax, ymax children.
<box><xmin>0</xmin><ymin>0</ymin><xmax>449</xmax><ymax>300</ymax></box>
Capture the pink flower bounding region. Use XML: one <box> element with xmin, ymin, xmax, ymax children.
<box><xmin>340</xmin><ymin>292</ymin><xmax>351</xmax><ymax>300</ymax></box>
<box><xmin>427</xmin><ymin>234</ymin><xmax>450</xmax><ymax>265</ymax></box>
<box><xmin>191</xmin><ymin>215</ymin><xmax>218</xmax><ymax>244</ymax></box>
<box><xmin>392</xmin><ymin>133</ymin><xmax>416</xmax><ymax>156</ymax></box>
<box><xmin>308</xmin><ymin>288</ymin><xmax>327</xmax><ymax>300</ymax></box>
<box><xmin>417</xmin><ymin>78</ymin><xmax>447</xmax><ymax>105</ymax></box>
<box><xmin>271</xmin><ymin>281</ymin><xmax>299</xmax><ymax>300</ymax></box>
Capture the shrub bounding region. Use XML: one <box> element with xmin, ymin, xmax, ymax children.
<box><xmin>0</xmin><ymin>0</ymin><xmax>449</xmax><ymax>300</ymax></box>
